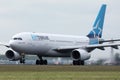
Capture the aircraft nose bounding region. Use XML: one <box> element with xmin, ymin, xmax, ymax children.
<box><xmin>9</xmin><ymin>40</ymin><xmax>17</xmax><ymax>48</ymax></box>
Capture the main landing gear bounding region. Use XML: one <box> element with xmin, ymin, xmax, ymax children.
<box><xmin>73</xmin><ymin>60</ymin><xmax>84</xmax><ymax>65</ymax></box>
<box><xmin>36</xmin><ymin>56</ymin><xmax>48</xmax><ymax>65</ymax></box>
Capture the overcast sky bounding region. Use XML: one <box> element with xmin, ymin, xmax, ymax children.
<box><xmin>0</xmin><ymin>0</ymin><xmax>120</xmax><ymax>60</ymax></box>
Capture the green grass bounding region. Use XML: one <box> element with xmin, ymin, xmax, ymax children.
<box><xmin>0</xmin><ymin>72</ymin><xmax>120</xmax><ymax>80</ymax></box>
<box><xmin>0</xmin><ymin>65</ymin><xmax>120</xmax><ymax>80</ymax></box>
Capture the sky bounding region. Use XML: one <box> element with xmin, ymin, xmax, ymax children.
<box><xmin>0</xmin><ymin>0</ymin><xmax>120</xmax><ymax>60</ymax></box>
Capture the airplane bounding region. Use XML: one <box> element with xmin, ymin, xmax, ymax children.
<box><xmin>1</xmin><ymin>4</ymin><xmax>120</xmax><ymax>65</ymax></box>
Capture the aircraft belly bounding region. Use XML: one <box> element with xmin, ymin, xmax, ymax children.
<box><xmin>27</xmin><ymin>45</ymin><xmax>50</xmax><ymax>55</ymax></box>
<box><xmin>28</xmin><ymin>43</ymin><xmax>71</xmax><ymax>57</ymax></box>
<box><xmin>36</xmin><ymin>49</ymin><xmax>70</xmax><ymax>57</ymax></box>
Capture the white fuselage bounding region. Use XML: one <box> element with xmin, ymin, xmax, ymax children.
<box><xmin>9</xmin><ymin>32</ymin><xmax>90</xmax><ymax>57</ymax></box>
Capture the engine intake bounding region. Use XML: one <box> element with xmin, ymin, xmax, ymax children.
<box><xmin>5</xmin><ymin>50</ymin><xmax>21</xmax><ymax>61</ymax></box>
<box><xmin>71</xmin><ymin>49</ymin><xmax>90</xmax><ymax>60</ymax></box>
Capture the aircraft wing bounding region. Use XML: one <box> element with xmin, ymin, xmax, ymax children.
<box><xmin>0</xmin><ymin>42</ymin><xmax>10</xmax><ymax>48</ymax></box>
<box><xmin>54</xmin><ymin>43</ymin><xmax>120</xmax><ymax>52</ymax></box>
<box><xmin>99</xmin><ymin>39</ymin><xmax>120</xmax><ymax>43</ymax></box>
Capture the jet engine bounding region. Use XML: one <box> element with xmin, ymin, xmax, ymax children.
<box><xmin>71</xmin><ymin>49</ymin><xmax>90</xmax><ymax>60</ymax></box>
<box><xmin>5</xmin><ymin>50</ymin><xmax>21</xmax><ymax>61</ymax></box>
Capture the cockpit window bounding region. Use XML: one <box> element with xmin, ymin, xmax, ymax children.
<box><xmin>13</xmin><ymin>37</ymin><xmax>22</xmax><ymax>40</ymax></box>
<box><xmin>18</xmin><ymin>38</ymin><xmax>22</xmax><ymax>40</ymax></box>
<box><xmin>13</xmin><ymin>38</ymin><xmax>18</xmax><ymax>40</ymax></box>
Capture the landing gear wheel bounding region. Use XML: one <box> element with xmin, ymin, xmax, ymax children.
<box><xmin>80</xmin><ymin>60</ymin><xmax>84</xmax><ymax>65</ymax></box>
<box><xmin>43</xmin><ymin>60</ymin><xmax>47</xmax><ymax>65</ymax></box>
<box><xmin>36</xmin><ymin>60</ymin><xmax>40</xmax><ymax>65</ymax></box>
<box><xmin>73</xmin><ymin>60</ymin><xmax>84</xmax><ymax>65</ymax></box>
<box><xmin>73</xmin><ymin>60</ymin><xmax>78</xmax><ymax>65</ymax></box>
<box><xmin>36</xmin><ymin>59</ymin><xmax>48</xmax><ymax>65</ymax></box>
<box><xmin>36</xmin><ymin>56</ymin><xmax>48</xmax><ymax>65</ymax></box>
<box><xmin>20</xmin><ymin>59</ymin><xmax>25</xmax><ymax>64</ymax></box>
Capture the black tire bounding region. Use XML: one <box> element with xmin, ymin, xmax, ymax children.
<box><xmin>80</xmin><ymin>60</ymin><xmax>84</xmax><ymax>65</ymax></box>
<box><xmin>36</xmin><ymin>60</ymin><xmax>40</xmax><ymax>65</ymax></box>
<box><xmin>20</xmin><ymin>59</ymin><xmax>25</xmax><ymax>64</ymax></box>
<box><xmin>73</xmin><ymin>60</ymin><xmax>84</xmax><ymax>65</ymax></box>
<box><xmin>36</xmin><ymin>59</ymin><xmax>48</xmax><ymax>65</ymax></box>
<box><xmin>73</xmin><ymin>60</ymin><xmax>78</xmax><ymax>65</ymax></box>
<box><xmin>43</xmin><ymin>60</ymin><xmax>47</xmax><ymax>65</ymax></box>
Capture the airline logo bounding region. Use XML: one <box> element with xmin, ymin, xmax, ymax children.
<box><xmin>31</xmin><ymin>34</ymin><xmax>49</xmax><ymax>41</ymax></box>
<box><xmin>91</xmin><ymin>19</ymin><xmax>102</xmax><ymax>38</ymax></box>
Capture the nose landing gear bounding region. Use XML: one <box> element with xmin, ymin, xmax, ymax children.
<box><xmin>20</xmin><ymin>53</ymin><xmax>25</xmax><ymax>64</ymax></box>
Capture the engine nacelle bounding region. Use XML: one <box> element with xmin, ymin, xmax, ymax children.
<box><xmin>71</xmin><ymin>49</ymin><xmax>90</xmax><ymax>60</ymax></box>
<box><xmin>5</xmin><ymin>50</ymin><xmax>21</xmax><ymax>61</ymax></box>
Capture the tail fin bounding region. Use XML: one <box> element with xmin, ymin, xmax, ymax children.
<box><xmin>87</xmin><ymin>4</ymin><xmax>106</xmax><ymax>38</ymax></box>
